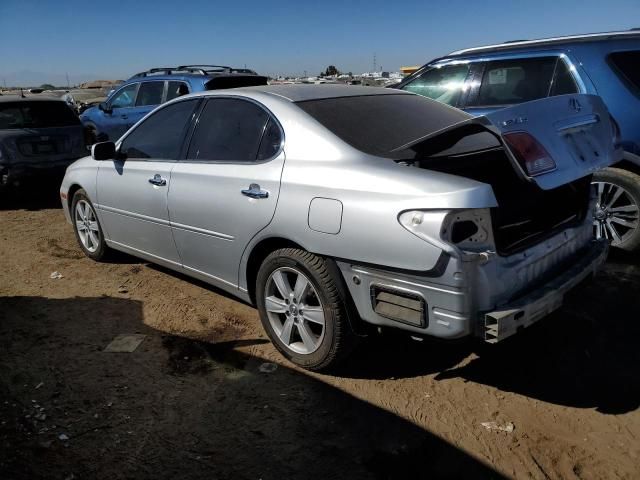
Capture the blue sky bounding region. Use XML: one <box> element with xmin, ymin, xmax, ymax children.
<box><xmin>0</xmin><ymin>0</ymin><xmax>639</xmax><ymax>85</ymax></box>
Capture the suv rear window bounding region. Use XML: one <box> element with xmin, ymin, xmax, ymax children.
<box><xmin>296</xmin><ymin>94</ymin><xmax>469</xmax><ymax>156</ymax></box>
<box><xmin>0</xmin><ymin>101</ymin><xmax>80</xmax><ymax>129</ymax></box>
<box><xmin>469</xmin><ymin>56</ymin><xmax>577</xmax><ymax>107</ymax></box>
<box><xmin>609</xmin><ymin>51</ymin><xmax>640</xmax><ymax>93</ymax></box>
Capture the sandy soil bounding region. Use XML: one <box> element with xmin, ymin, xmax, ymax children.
<box><xmin>1</xmin><ymin>184</ymin><xmax>639</xmax><ymax>479</ymax></box>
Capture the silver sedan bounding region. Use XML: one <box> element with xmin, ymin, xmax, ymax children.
<box><xmin>60</xmin><ymin>85</ymin><xmax>618</xmax><ymax>370</ymax></box>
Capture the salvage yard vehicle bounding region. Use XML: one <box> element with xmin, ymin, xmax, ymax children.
<box><xmin>0</xmin><ymin>96</ymin><xmax>87</xmax><ymax>189</ymax></box>
<box><xmin>396</xmin><ymin>29</ymin><xmax>640</xmax><ymax>251</ymax></box>
<box><xmin>61</xmin><ymin>85</ymin><xmax>618</xmax><ymax>370</ymax></box>
<box><xmin>80</xmin><ymin>65</ymin><xmax>267</xmax><ymax>143</ymax></box>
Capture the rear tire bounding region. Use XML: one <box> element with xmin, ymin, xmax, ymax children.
<box><xmin>256</xmin><ymin>248</ymin><xmax>357</xmax><ymax>371</ymax></box>
<box><xmin>592</xmin><ymin>168</ymin><xmax>640</xmax><ymax>252</ymax></box>
<box><xmin>71</xmin><ymin>189</ymin><xmax>110</xmax><ymax>261</ymax></box>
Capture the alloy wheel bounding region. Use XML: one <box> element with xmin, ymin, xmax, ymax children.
<box><xmin>593</xmin><ymin>181</ymin><xmax>639</xmax><ymax>246</ymax></box>
<box><xmin>75</xmin><ymin>200</ymin><xmax>101</xmax><ymax>253</ymax></box>
<box><xmin>264</xmin><ymin>267</ymin><xmax>326</xmax><ymax>355</ymax></box>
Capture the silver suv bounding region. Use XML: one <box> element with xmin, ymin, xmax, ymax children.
<box><xmin>60</xmin><ymin>85</ymin><xmax>617</xmax><ymax>370</ymax></box>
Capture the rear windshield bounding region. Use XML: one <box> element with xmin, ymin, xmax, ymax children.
<box><xmin>609</xmin><ymin>50</ymin><xmax>640</xmax><ymax>94</ymax></box>
<box><xmin>0</xmin><ymin>101</ymin><xmax>80</xmax><ymax>129</ymax></box>
<box><xmin>295</xmin><ymin>94</ymin><xmax>469</xmax><ymax>157</ymax></box>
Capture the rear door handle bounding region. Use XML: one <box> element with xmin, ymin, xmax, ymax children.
<box><xmin>241</xmin><ymin>183</ymin><xmax>269</xmax><ymax>199</ymax></box>
<box><xmin>148</xmin><ymin>174</ymin><xmax>167</xmax><ymax>186</ymax></box>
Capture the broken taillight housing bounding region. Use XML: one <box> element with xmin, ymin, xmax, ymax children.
<box><xmin>503</xmin><ymin>131</ymin><xmax>556</xmax><ymax>177</ymax></box>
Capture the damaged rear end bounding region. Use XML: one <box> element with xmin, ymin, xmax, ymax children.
<box><xmin>395</xmin><ymin>94</ymin><xmax>619</xmax><ymax>342</ymax></box>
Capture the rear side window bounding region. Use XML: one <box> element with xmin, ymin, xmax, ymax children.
<box><xmin>400</xmin><ymin>64</ymin><xmax>470</xmax><ymax>106</ymax></box>
<box><xmin>609</xmin><ymin>51</ymin><xmax>640</xmax><ymax>94</ymax></box>
<box><xmin>136</xmin><ymin>81</ymin><xmax>165</xmax><ymax>106</ymax></box>
<box><xmin>120</xmin><ymin>99</ymin><xmax>198</xmax><ymax>159</ymax></box>
<box><xmin>186</xmin><ymin>98</ymin><xmax>271</xmax><ymax>162</ymax></box>
<box><xmin>166</xmin><ymin>81</ymin><xmax>189</xmax><ymax>101</ymax></box>
<box><xmin>469</xmin><ymin>56</ymin><xmax>577</xmax><ymax>107</ymax></box>
<box><xmin>0</xmin><ymin>101</ymin><xmax>80</xmax><ymax>129</ymax></box>
<box><xmin>296</xmin><ymin>94</ymin><xmax>470</xmax><ymax>157</ymax></box>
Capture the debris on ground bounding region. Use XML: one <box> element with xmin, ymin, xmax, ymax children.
<box><xmin>58</xmin><ymin>433</ymin><xmax>69</xmax><ymax>441</ymax></box>
<box><xmin>480</xmin><ymin>421</ymin><xmax>515</xmax><ymax>433</ymax></box>
<box><xmin>258</xmin><ymin>362</ymin><xmax>278</xmax><ymax>373</ymax></box>
<box><xmin>35</xmin><ymin>382</ymin><xmax>44</xmax><ymax>389</ymax></box>
<box><xmin>49</xmin><ymin>271</ymin><xmax>63</xmax><ymax>279</ymax></box>
<box><xmin>104</xmin><ymin>334</ymin><xmax>147</xmax><ymax>353</ymax></box>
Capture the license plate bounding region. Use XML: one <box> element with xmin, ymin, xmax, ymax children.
<box><xmin>35</xmin><ymin>142</ymin><xmax>55</xmax><ymax>154</ymax></box>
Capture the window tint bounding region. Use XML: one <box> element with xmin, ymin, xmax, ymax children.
<box><xmin>550</xmin><ymin>59</ymin><xmax>579</xmax><ymax>96</ymax></box>
<box><xmin>136</xmin><ymin>81</ymin><xmax>165</xmax><ymax>106</ymax></box>
<box><xmin>257</xmin><ymin>118</ymin><xmax>282</xmax><ymax>160</ymax></box>
<box><xmin>296</xmin><ymin>94</ymin><xmax>469</xmax><ymax>157</ymax></box>
<box><xmin>110</xmin><ymin>83</ymin><xmax>138</xmax><ymax>109</ymax></box>
<box><xmin>400</xmin><ymin>64</ymin><xmax>470</xmax><ymax>106</ymax></box>
<box><xmin>120</xmin><ymin>100</ymin><xmax>198</xmax><ymax>160</ymax></box>
<box><xmin>0</xmin><ymin>101</ymin><xmax>80</xmax><ymax>129</ymax></box>
<box><xmin>470</xmin><ymin>57</ymin><xmax>558</xmax><ymax>106</ymax></box>
<box><xmin>609</xmin><ymin>50</ymin><xmax>640</xmax><ymax>93</ymax></box>
<box><xmin>166</xmin><ymin>81</ymin><xmax>190</xmax><ymax>101</ymax></box>
<box><xmin>187</xmin><ymin>98</ymin><xmax>270</xmax><ymax>162</ymax></box>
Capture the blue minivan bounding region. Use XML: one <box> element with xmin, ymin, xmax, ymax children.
<box><xmin>80</xmin><ymin>65</ymin><xmax>266</xmax><ymax>143</ymax></box>
<box><xmin>396</xmin><ymin>30</ymin><xmax>640</xmax><ymax>251</ymax></box>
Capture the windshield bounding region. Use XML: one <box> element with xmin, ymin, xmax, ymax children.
<box><xmin>0</xmin><ymin>101</ymin><xmax>80</xmax><ymax>129</ymax></box>
<box><xmin>295</xmin><ymin>93</ymin><xmax>469</xmax><ymax>157</ymax></box>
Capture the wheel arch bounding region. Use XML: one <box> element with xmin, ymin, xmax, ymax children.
<box><xmin>244</xmin><ymin>236</ymin><xmax>305</xmax><ymax>305</ymax></box>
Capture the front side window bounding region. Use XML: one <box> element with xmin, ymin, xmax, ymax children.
<box><xmin>120</xmin><ymin>99</ymin><xmax>198</xmax><ymax>160</ymax></box>
<box><xmin>166</xmin><ymin>81</ymin><xmax>190</xmax><ymax>101</ymax></box>
<box><xmin>400</xmin><ymin>64</ymin><xmax>471</xmax><ymax>106</ymax></box>
<box><xmin>609</xmin><ymin>50</ymin><xmax>640</xmax><ymax>94</ymax></box>
<box><xmin>470</xmin><ymin>56</ymin><xmax>564</xmax><ymax>107</ymax></box>
<box><xmin>110</xmin><ymin>83</ymin><xmax>138</xmax><ymax>109</ymax></box>
<box><xmin>136</xmin><ymin>81</ymin><xmax>165</xmax><ymax>106</ymax></box>
<box><xmin>186</xmin><ymin>98</ymin><xmax>272</xmax><ymax>162</ymax></box>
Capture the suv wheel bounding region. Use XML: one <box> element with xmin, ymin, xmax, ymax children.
<box><xmin>593</xmin><ymin>168</ymin><xmax>640</xmax><ymax>251</ymax></box>
<box><xmin>256</xmin><ymin>248</ymin><xmax>356</xmax><ymax>371</ymax></box>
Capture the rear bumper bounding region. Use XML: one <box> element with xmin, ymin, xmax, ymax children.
<box><xmin>0</xmin><ymin>159</ymin><xmax>80</xmax><ymax>187</ymax></box>
<box><xmin>338</xmin><ymin>235</ymin><xmax>608</xmax><ymax>341</ymax></box>
<box><xmin>483</xmin><ymin>239</ymin><xmax>608</xmax><ymax>343</ymax></box>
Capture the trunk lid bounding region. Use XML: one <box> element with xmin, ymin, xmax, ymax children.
<box><xmin>0</xmin><ymin>126</ymin><xmax>86</xmax><ymax>164</ymax></box>
<box><xmin>394</xmin><ymin>94</ymin><xmax>621</xmax><ymax>190</ymax></box>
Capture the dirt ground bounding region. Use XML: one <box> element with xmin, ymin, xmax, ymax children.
<box><xmin>1</xmin><ymin>184</ymin><xmax>639</xmax><ymax>480</ymax></box>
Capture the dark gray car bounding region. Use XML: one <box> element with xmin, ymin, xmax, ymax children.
<box><xmin>0</xmin><ymin>96</ymin><xmax>87</xmax><ymax>189</ymax></box>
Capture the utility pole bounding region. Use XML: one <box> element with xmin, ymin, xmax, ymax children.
<box><xmin>373</xmin><ymin>53</ymin><xmax>377</xmax><ymax>73</ymax></box>
<box><xmin>66</xmin><ymin>72</ymin><xmax>70</xmax><ymax>89</ymax></box>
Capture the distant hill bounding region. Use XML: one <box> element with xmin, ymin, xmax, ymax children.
<box><xmin>79</xmin><ymin>80</ymin><xmax>124</xmax><ymax>89</ymax></box>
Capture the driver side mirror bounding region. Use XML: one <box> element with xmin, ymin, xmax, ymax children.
<box><xmin>98</xmin><ymin>102</ymin><xmax>112</xmax><ymax>114</ymax></box>
<box><xmin>91</xmin><ymin>141</ymin><xmax>117</xmax><ymax>161</ymax></box>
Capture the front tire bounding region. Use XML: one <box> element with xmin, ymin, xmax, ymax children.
<box><xmin>71</xmin><ymin>189</ymin><xmax>110</xmax><ymax>261</ymax></box>
<box><xmin>592</xmin><ymin>168</ymin><xmax>640</xmax><ymax>252</ymax></box>
<box><xmin>256</xmin><ymin>248</ymin><xmax>356</xmax><ymax>371</ymax></box>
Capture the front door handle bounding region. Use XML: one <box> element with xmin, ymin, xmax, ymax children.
<box><xmin>148</xmin><ymin>174</ymin><xmax>167</xmax><ymax>186</ymax></box>
<box><xmin>241</xmin><ymin>183</ymin><xmax>269</xmax><ymax>199</ymax></box>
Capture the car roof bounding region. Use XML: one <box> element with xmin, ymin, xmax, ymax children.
<box><xmin>0</xmin><ymin>95</ymin><xmax>67</xmax><ymax>103</ymax></box>
<box><xmin>224</xmin><ymin>84</ymin><xmax>411</xmax><ymax>102</ymax></box>
<box><xmin>446</xmin><ymin>29</ymin><xmax>640</xmax><ymax>57</ymax></box>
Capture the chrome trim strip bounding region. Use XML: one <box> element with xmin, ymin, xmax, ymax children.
<box><xmin>95</xmin><ymin>203</ymin><xmax>171</xmax><ymax>227</ymax></box>
<box><xmin>170</xmin><ymin>221</ymin><xmax>234</xmax><ymax>241</ymax></box>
